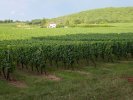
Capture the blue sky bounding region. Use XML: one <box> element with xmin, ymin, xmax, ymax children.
<box><xmin>0</xmin><ymin>0</ymin><xmax>133</xmax><ymax>21</ymax></box>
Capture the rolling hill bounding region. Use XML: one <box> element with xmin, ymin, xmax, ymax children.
<box><xmin>49</xmin><ymin>7</ymin><xmax>133</xmax><ymax>25</ymax></box>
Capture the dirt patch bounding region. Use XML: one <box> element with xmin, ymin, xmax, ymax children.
<box><xmin>76</xmin><ymin>71</ymin><xmax>91</xmax><ymax>76</ymax></box>
<box><xmin>127</xmin><ymin>77</ymin><xmax>133</xmax><ymax>83</ymax></box>
<box><xmin>119</xmin><ymin>61</ymin><xmax>133</xmax><ymax>63</ymax></box>
<box><xmin>45</xmin><ymin>75</ymin><xmax>61</xmax><ymax>81</ymax></box>
<box><xmin>121</xmin><ymin>77</ymin><xmax>133</xmax><ymax>83</ymax></box>
<box><xmin>9</xmin><ymin>80</ymin><xmax>28</xmax><ymax>88</ymax></box>
<box><xmin>66</xmin><ymin>70</ymin><xmax>91</xmax><ymax>76</ymax></box>
<box><xmin>15</xmin><ymin>69</ymin><xmax>61</xmax><ymax>82</ymax></box>
<box><xmin>39</xmin><ymin>74</ymin><xmax>61</xmax><ymax>81</ymax></box>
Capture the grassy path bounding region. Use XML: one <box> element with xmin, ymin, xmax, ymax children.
<box><xmin>0</xmin><ymin>61</ymin><xmax>133</xmax><ymax>100</ymax></box>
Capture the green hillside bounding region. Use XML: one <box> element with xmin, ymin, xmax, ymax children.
<box><xmin>49</xmin><ymin>7</ymin><xmax>133</xmax><ymax>25</ymax></box>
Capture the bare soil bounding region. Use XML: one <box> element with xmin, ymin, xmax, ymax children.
<box><xmin>40</xmin><ymin>74</ymin><xmax>61</xmax><ymax>81</ymax></box>
<box><xmin>66</xmin><ymin>70</ymin><xmax>91</xmax><ymax>76</ymax></box>
<box><xmin>121</xmin><ymin>77</ymin><xmax>133</xmax><ymax>83</ymax></box>
<box><xmin>9</xmin><ymin>80</ymin><xmax>28</xmax><ymax>88</ymax></box>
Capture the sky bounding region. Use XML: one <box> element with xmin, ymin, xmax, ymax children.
<box><xmin>0</xmin><ymin>0</ymin><xmax>133</xmax><ymax>21</ymax></box>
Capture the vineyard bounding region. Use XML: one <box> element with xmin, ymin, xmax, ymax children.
<box><xmin>0</xmin><ymin>4</ymin><xmax>133</xmax><ymax>99</ymax></box>
<box><xmin>0</xmin><ymin>33</ymin><xmax>133</xmax><ymax>80</ymax></box>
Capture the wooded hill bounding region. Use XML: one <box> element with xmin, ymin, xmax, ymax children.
<box><xmin>49</xmin><ymin>7</ymin><xmax>133</xmax><ymax>25</ymax></box>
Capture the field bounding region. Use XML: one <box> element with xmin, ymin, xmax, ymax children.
<box><xmin>0</xmin><ymin>23</ymin><xmax>133</xmax><ymax>100</ymax></box>
<box><xmin>0</xmin><ymin>61</ymin><xmax>133</xmax><ymax>100</ymax></box>
<box><xmin>0</xmin><ymin>23</ymin><xmax>133</xmax><ymax>40</ymax></box>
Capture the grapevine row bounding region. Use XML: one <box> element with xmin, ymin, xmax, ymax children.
<box><xmin>0</xmin><ymin>40</ymin><xmax>133</xmax><ymax>80</ymax></box>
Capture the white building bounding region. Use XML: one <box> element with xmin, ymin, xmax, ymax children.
<box><xmin>48</xmin><ymin>23</ymin><xmax>57</xmax><ymax>28</ymax></box>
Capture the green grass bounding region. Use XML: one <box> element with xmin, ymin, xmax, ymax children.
<box><xmin>0</xmin><ymin>23</ymin><xmax>133</xmax><ymax>41</ymax></box>
<box><xmin>0</xmin><ymin>61</ymin><xmax>133</xmax><ymax>100</ymax></box>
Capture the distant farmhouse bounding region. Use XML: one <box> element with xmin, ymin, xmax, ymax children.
<box><xmin>47</xmin><ymin>23</ymin><xmax>57</xmax><ymax>28</ymax></box>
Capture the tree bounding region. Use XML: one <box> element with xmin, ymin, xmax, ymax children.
<box><xmin>65</xmin><ymin>20</ymin><xmax>69</xmax><ymax>26</ymax></box>
<box><xmin>31</xmin><ymin>19</ymin><xmax>41</xmax><ymax>25</ymax></box>
<box><xmin>41</xmin><ymin>18</ymin><xmax>47</xmax><ymax>28</ymax></box>
<box><xmin>73</xmin><ymin>19</ymin><xmax>81</xmax><ymax>25</ymax></box>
